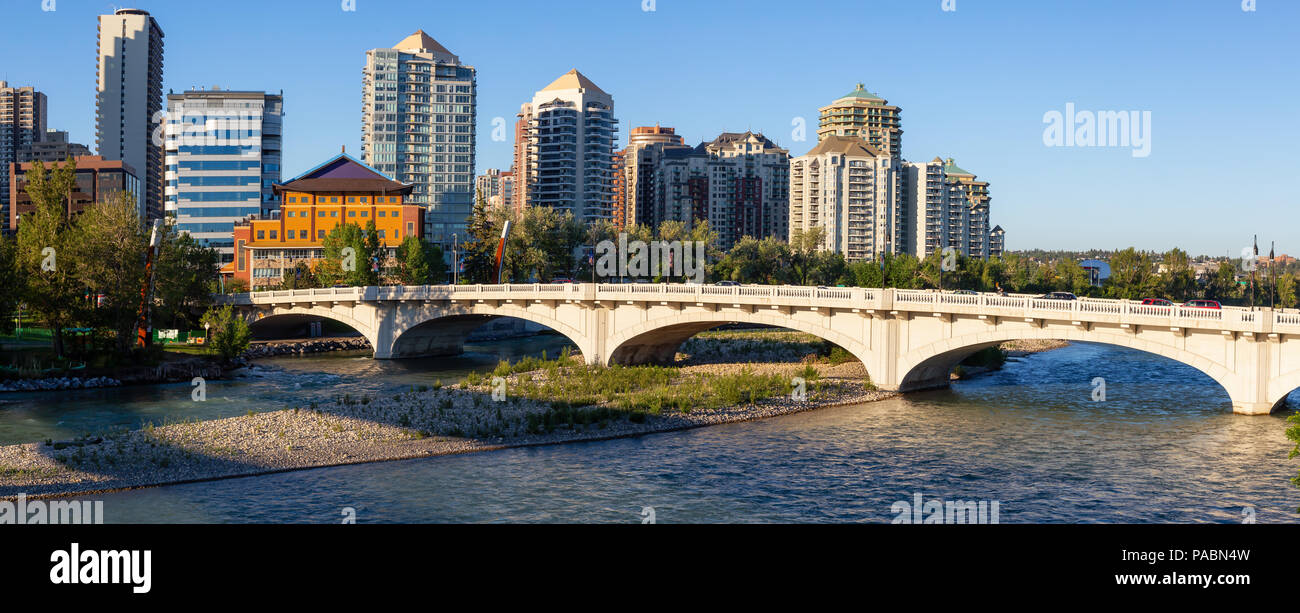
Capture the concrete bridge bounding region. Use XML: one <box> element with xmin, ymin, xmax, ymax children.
<box><xmin>220</xmin><ymin>284</ymin><xmax>1300</xmax><ymax>415</ymax></box>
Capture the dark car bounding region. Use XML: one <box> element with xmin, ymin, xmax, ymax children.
<box><xmin>1140</xmin><ymin>298</ymin><xmax>1173</xmax><ymax>306</ymax></box>
<box><xmin>715</xmin><ymin>280</ymin><xmax>740</xmax><ymax>287</ymax></box>
<box><xmin>1037</xmin><ymin>292</ymin><xmax>1077</xmax><ymax>300</ymax></box>
<box><xmin>549</xmin><ymin>277</ymin><xmax>574</xmax><ymax>284</ymax></box>
<box><xmin>1183</xmin><ymin>299</ymin><xmax>1222</xmax><ymax>309</ymax></box>
<box><xmin>950</xmin><ymin>289</ymin><xmax>978</xmax><ymax>295</ymax></box>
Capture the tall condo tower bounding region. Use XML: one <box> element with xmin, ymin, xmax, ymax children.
<box><xmin>519</xmin><ymin>69</ymin><xmax>617</xmax><ymax>224</ymax></box>
<box><xmin>0</xmin><ymin>81</ymin><xmax>47</xmax><ymax>234</ymax></box>
<box><xmin>96</xmin><ymin>8</ymin><xmax>164</xmax><ymax>221</ymax></box>
<box><xmin>362</xmin><ymin>30</ymin><xmax>476</xmax><ymax>249</ymax></box>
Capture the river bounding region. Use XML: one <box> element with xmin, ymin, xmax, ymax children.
<box><xmin>3</xmin><ymin>338</ymin><xmax>1298</xmax><ymax>523</ymax></box>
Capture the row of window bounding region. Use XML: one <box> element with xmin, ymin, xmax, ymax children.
<box><xmin>255</xmin><ymin>228</ymin><xmax>397</xmax><ymax>240</ymax></box>
<box><xmin>284</xmin><ymin>195</ymin><xmax>402</xmax><ymax>204</ymax></box>
<box><xmin>285</xmin><ymin>209</ymin><xmax>402</xmax><ymax>218</ymax></box>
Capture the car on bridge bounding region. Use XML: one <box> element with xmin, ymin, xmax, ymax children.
<box><xmin>1182</xmin><ymin>299</ymin><xmax>1222</xmax><ymax>309</ymax></box>
<box><xmin>1141</xmin><ymin>298</ymin><xmax>1174</xmax><ymax>306</ymax></box>
<box><xmin>1037</xmin><ymin>291</ymin><xmax>1078</xmax><ymax>300</ymax></box>
<box><xmin>949</xmin><ymin>289</ymin><xmax>978</xmax><ymax>295</ymax></box>
<box><xmin>715</xmin><ymin>280</ymin><xmax>740</xmax><ymax>287</ymax></box>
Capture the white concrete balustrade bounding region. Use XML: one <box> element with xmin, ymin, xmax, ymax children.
<box><xmin>220</xmin><ymin>284</ymin><xmax>1300</xmax><ymax>415</ymax></box>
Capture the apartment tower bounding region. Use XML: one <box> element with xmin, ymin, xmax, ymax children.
<box><xmin>518</xmin><ymin>70</ymin><xmax>617</xmax><ymax>224</ymax></box>
<box><xmin>96</xmin><ymin>8</ymin><xmax>164</xmax><ymax>221</ymax></box>
<box><xmin>0</xmin><ymin>81</ymin><xmax>47</xmax><ymax>234</ymax></box>
<box><xmin>362</xmin><ymin>30</ymin><xmax>476</xmax><ymax>249</ymax></box>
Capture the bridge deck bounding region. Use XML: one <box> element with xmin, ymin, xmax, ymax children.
<box><xmin>221</xmin><ymin>284</ymin><xmax>1299</xmax><ymax>335</ymax></box>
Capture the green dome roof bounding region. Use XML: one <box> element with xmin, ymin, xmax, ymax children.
<box><xmin>837</xmin><ymin>83</ymin><xmax>884</xmax><ymax>102</ymax></box>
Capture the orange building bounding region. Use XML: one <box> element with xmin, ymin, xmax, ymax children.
<box><xmin>228</xmin><ymin>153</ymin><xmax>422</xmax><ymax>288</ymax></box>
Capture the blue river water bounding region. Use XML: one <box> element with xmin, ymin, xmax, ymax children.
<box><xmin>29</xmin><ymin>340</ymin><xmax>1295</xmax><ymax>524</ymax></box>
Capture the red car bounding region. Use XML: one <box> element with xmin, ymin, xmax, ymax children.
<box><xmin>1140</xmin><ymin>298</ymin><xmax>1173</xmax><ymax>306</ymax></box>
<box><xmin>1182</xmin><ymin>299</ymin><xmax>1222</xmax><ymax>310</ymax></box>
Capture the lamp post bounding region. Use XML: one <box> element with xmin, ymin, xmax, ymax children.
<box><xmin>452</xmin><ymin>233</ymin><xmax>458</xmax><ymax>285</ymax></box>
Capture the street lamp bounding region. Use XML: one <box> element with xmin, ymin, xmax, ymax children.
<box><xmin>452</xmin><ymin>233</ymin><xmax>458</xmax><ymax>285</ymax></box>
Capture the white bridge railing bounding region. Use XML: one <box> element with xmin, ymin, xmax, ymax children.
<box><xmin>217</xmin><ymin>284</ymin><xmax>1300</xmax><ymax>334</ymax></box>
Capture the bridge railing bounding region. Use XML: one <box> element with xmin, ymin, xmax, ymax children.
<box><xmin>232</xmin><ymin>284</ymin><xmax>1285</xmax><ymax>334</ymax></box>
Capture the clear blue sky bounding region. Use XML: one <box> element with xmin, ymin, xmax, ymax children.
<box><xmin>2</xmin><ymin>0</ymin><xmax>1295</xmax><ymax>256</ymax></box>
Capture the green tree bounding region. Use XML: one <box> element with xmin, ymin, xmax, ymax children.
<box><xmin>15</xmin><ymin>159</ymin><xmax>83</xmax><ymax>356</ymax></box>
<box><xmin>1289</xmin><ymin>412</ymin><xmax>1300</xmax><ymax>512</ymax></box>
<box><xmin>396</xmin><ymin>235</ymin><xmax>447</xmax><ymax>285</ymax></box>
<box><xmin>154</xmin><ymin>229</ymin><xmax>219</xmax><ymax>330</ymax></box>
<box><xmin>68</xmin><ymin>191</ymin><xmax>149</xmax><ymax>354</ymax></box>
<box><xmin>1160</xmin><ymin>248</ymin><xmax>1197</xmax><ymax>302</ymax></box>
<box><xmin>201</xmin><ymin>305</ymin><xmax>251</xmax><ymax>362</ymax></box>
<box><xmin>789</xmin><ymin>227</ymin><xmax>825</xmax><ymax>286</ymax></box>
<box><xmin>318</xmin><ymin>220</ymin><xmax>381</xmax><ymax>287</ymax></box>
<box><xmin>1277</xmin><ymin>273</ymin><xmax>1296</xmax><ymax>309</ymax></box>
<box><xmin>280</xmin><ymin>261</ymin><xmax>319</xmax><ymax>290</ymax></box>
<box><xmin>1206</xmin><ymin>260</ymin><xmax>1240</xmax><ymax>303</ymax></box>
<box><xmin>1104</xmin><ymin>248</ymin><xmax>1155</xmax><ymax>299</ymax></box>
<box><xmin>0</xmin><ymin>233</ymin><xmax>18</xmax><ymax>334</ymax></box>
<box><xmin>461</xmin><ymin>193</ymin><xmax>503</xmax><ymax>283</ymax></box>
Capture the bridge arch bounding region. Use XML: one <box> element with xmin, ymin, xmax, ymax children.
<box><xmin>604</xmin><ymin>311</ymin><xmax>878</xmax><ymax>382</ymax></box>
<box><xmin>246</xmin><ymin>308</ymin><xmax>380</xmax><ymax>349</ymax></box>
<box><xmin>1266</xmin><ymin>370</ymin><xmax>1300</xmax><ymax>410</ymax></box>
<box><xmin>383</xmin><ymin>303</ymin><xmax>595</xmax><ymax>361</ymax></box>
<box><xmin>896</xmin><ymin>328</ymin><xmax>1238</xmax><ymax>402</ymax></box>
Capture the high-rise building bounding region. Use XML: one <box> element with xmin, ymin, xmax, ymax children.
<box><xmin>627</xmin><ymin>131</ymin><xmax>789</xmax><ymax>251</ymax></box>
<box><xmin>96</xmin><ymin>8</ymin><xmax>164</xmax><ymax>221</ymax></box>
<box><xmin>164</xmin><ymin>89</ymin><xmax>283</xmax><ymax>265</ymax></box>
<box><xmin>9</xmin><ymin>156</ymin><xmax>139</xmax><ymax>233</ymax></box>
<box><xmin>475</xmin><ymin>168</ymin><xmax>504</xmax><ymax>200</ymax></box>
<box><xmin>941</xmin><ymin>158</ymin><xmax>991</xmax><ymax>260</ymax></box>
<box><xmin>617</xmin><ymin>125</ymin><xmax>685</xmax><ymax>229</ymax></box>
<box><xmin>517</xmin><ymin>70</ymin><xmax>617</xmax><ymax>224</ymax></box>
<box><xmin>989</xmin><ymin>225</ymin><xmax>1005</xmax><ymax>258</ymax></box>
<box><xmin>903</xmin><ymin>158</ymin><xmax>948</xmax><ymax>259</ymax></box>
<box><xmin>362</xmin><ymin>30</ymin><xmax>476</xmax><ymax>249</ymax></box>
<box><xmin>0</xmin><ymin>81</ymin><xmax>47</xmax><ymax>235</ymax></box>
<box><xmin>21</xmin><ymin>130</ymin><xmax>91</xmax><ymax>164</ymax></box>
<box><xmin>511</xmin><ymin>103</ymin><xmax>532</xmax><ymax>216</ymax></box>
<box><xmin>901</xmin><ymin>156</ymin><xmax>1000</xmax><ymax>260</ymax></box>
<box><xmin>789</xmin><ymin>135</ymin><xmax>900</xmax><ymax>262</ymax></box>
<box><xmin>817</xmin><ymin>83</ymin><xmax>903</xmax><ymax>159</ymax></box>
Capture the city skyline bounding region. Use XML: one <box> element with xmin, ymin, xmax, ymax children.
<box><xmin>1</xmin><ymin>0</ymin><xmax>1295</xmax><ymax>255</ymax></box>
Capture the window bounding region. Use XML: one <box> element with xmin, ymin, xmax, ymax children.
<box><xmin>348</xmin><ymin>211</ymin><xmax>356</xmax><ymax>217</ymax></box>
<box><xmin>348</xmin><ymin>197</ymin><xmax>356</xmax><ymax>203</ymax></box>
<box><xmin>331</xmin><ymin>211</ymin><xmax>338</xmax><ymax>217</ymax></box>
<box><xmin>378</xmin><ymin>230</ymin><xmax>386</xmax><ymax>238</ymax></box>
<box><xmin>286</xmin><ymin>211</ymin><xmax>294</xmax><ymax>218</ymax></box>
<box><xmin>269</xmin><ymin>231</ymin><xmax>278</xmax><ymax>239</ymax></box>
<box><xmin>318</xmin><ymin>230</ymin><xmax>325</xmax><ymax>239</ymax></box>
<box><xmin>318</xmin><ymin>211</ymin><xmax>326</xmax><ymax>217</ymax></box>
<box><xmin>378</xmin><ymin>211</ymin><xmax>386</xmax><ymax>218</ymax></box>
<box><xmin>256</xmin><ymin>230</ymin><xmax>265</xmax><ymax>239</ymax></box>
<box><xmin>360</xmin><ymin>211</ymin><xmax>368</xmax><ymax>218</ymax></box>
<box><xmin>287</xmin><ymin>197</ymin><xmax>296</xmax><ymax>203</ymax></box>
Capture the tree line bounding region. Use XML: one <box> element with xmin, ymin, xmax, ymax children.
<box><xmin>1</xmin><ymin>160</ymin><xmax>219</xmax><ymax>357</ymax></box>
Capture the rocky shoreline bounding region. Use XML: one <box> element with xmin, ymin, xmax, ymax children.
<box><xmin>241</xmin><ymin>337</ymin><xmax>372</xmax><ymax>359</ymax></box>
<box><xmin>0</xmin><ymin>358</ymin><xmax>227</xmax><ymax>393</ymax></box>
<box><xmin>0</xmin><ymin>360</ymin><xmax>893</xmax><ymax>500</ymax></box>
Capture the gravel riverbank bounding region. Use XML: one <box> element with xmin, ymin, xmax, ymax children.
<box><xmin>0</xmin><ymin>359</ymin><xmax>893</xmax><ymax>500</ymax></box>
